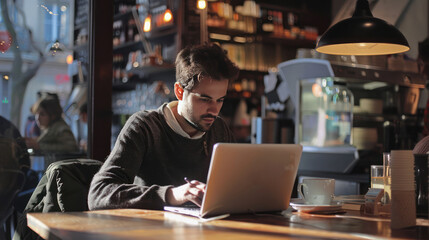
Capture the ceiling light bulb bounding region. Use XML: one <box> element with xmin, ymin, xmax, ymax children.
<box><xmin>357</xmin><ymin>43</ymin><xmax>377</xmax><ymax>49</ymax></box>
<box><xmin>163</xmin><ymin>9</ymin><xmax>173</xmax><ymax>23</ymax></box>
<box><xmin>197</xmin><ymin>0</ymin><xmax>207</xmax><ymax>10</ymax></box>
<box><xmin>143</xmin><ymin>15</ymin><xmax>151</xmax><ymax>32</ymax></box>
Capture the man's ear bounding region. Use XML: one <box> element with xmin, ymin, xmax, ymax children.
<box><xmin>174</xmin><ymin>82</ymin><xmax>184</xmax><ymax>101</ymax></box>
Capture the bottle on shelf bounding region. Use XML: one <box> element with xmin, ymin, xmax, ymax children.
<box><xmin>113</xmin><ymin>20</ymin><xmax>126</xmax><ymax>46</ymax></box>
<box><xmin>119</xmin><ymin>20</ymin><xmax>126</xmax><ymax>44</ymax></box>
<box><xmin>127</xmin><ymin>18</ymin><xmax>137</xmax><ymax>42</ymax></box>
<box><xmin>259</xmin><ymin>9</ymin><xmax>274</xmax><ymax>34</ymax></box>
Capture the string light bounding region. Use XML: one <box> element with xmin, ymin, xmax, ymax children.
<box><xmin>40</xmin><ymin>4</ymin><xmax>59</xmax><ymax>15</ymax></box>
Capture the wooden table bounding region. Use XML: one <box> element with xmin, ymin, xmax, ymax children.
<box><xmin>28</xmin><ymin>209</ymin><xmax>429</xmax><ymax>240</ymax></box>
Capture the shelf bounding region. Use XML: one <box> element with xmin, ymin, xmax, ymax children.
<box><xmin>208</xmin><ymin>26</ymin><xmax>255</xmax><ymax>38</ymax></box>
<box><xmin>113</xmin><ymin>41</ymin><xmax>143</xmax><ymax>52</ymax></box>
<box><xmin>208</xmin><ymin>11</ymin><xmax>258</xmax><ymax>19</ymax></box>
<box><xmin>145</xmin><ymin>25</ymin><xmax>177</xmax><ymax>41</ymax></box>
<box><xmin>257</xmin><ymin>35</ymin><xmax>316</xmax><ymax>48</ymax></box>
<box><xmin>353</xmin><ymin>113</ymin><xmax>419</xmax><ymax>124</ymax></box>
<box><xmin>353</xmin><ymin>113</ymin><xmax>386</xmax><ymax>123</ymax></box>
<box><xmin>257</xmin><ymin>2</ymin><xmax>304</xmax><ymax>13</ymax></box>
<box><xmin>127</xmin><ymin>64</ymin><xmax>175</xmax><ymax>79</ymax></box>
<box><xmin>114</xmin><ymin>10</ymin><xmax>133</xmax><ymax>21</ymax></box>
<box><xmin>208</xmin><ymin>26</ymin><xmax>316</xmax><ymax>48</ymax></box>
<box><xmin>112</xmin><ymin>82</ymin><xmax>136</xmax><ymax>91</ymax></box>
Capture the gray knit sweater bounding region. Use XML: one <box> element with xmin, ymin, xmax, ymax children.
<box><xmin>88</xmin><ymin>103</ymin><xmax>235</xmax><ymax>210</ymax></box>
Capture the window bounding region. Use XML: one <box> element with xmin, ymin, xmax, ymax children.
<box><xmin>43</xmin><ymin>2</ymin><xmax>70</xmax><ymax>45</ymax></box>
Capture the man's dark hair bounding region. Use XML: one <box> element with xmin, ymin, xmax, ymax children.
<box><xmin>175</xmin><ymin>43</ymin><xmax>239</xmax><ymax>90</ymax></box>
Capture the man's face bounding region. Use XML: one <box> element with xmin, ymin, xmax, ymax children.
<box><xmin>178</xmin><ymin>76</ymin><xmax>229</xmax><ymax>134</ymax></box>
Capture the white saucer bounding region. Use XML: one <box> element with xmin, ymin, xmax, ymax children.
<box><xmin>289</xmin><ymin>198</ymin><xmax>343</xmax><ymax>213</ymax></box>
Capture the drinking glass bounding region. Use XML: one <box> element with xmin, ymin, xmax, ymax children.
<box><xmin>371</xmin><ymin>165</ymin><xmax>384</xmax><ymax>189</ymax></box>
<box><xmin>383</xmin><ymin>153</ymin><xmax>392</xmax><ymax>204</ymax></box>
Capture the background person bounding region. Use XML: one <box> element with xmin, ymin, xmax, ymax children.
<box><xmin>24</xmin><ymin>94</ymin><xmax>78</xmax><ymax>153</ymax></box>
<box><xmin>88</xmin><ymin>43</ymin><xmax>239</xmax><ymax>210</ymax></box>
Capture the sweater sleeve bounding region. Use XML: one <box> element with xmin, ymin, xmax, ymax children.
<box><xmin>88</xmin><ymin>112</ymin><xmax>172</xmax><ymax>210</ymax></box>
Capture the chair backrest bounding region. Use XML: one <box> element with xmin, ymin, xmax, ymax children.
<box><xmin>25</xmin><ymin>158</ymin><xmax>103</xmax><ymax>213</ymax></box>
<box><xmin>13</xmin><ymin>158</ymin><xmax>102</xmax><ymax>240</ymax></box>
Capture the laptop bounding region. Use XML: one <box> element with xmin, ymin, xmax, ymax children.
<box><xmin>164</xmin><ymin>143</ymin><xmax>303</xmax><ymax>219</ymax></box>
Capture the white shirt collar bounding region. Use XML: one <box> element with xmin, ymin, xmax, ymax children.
<box><xmin>164</xmin><ymin>101</ymin><xmax>205</xmax><ymax>139</ymax></box>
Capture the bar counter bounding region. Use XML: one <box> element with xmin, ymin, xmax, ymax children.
<box><xmin>28</xmin><ymin>208</ymin><xmax>429</xmax><ymax>239</ymax></box>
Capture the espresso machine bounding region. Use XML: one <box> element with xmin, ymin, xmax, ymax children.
<box><xmin>329</xmin><ymin>60</ymin><xmax>424</xmax><ymax>153</ymax></box>
<box><xmin>268</xmin><ymin>57</ymin><xmax>424</xmax><ymax>195</ymax></box>
<box><xmin>275</xmin><ymin>56</ymin><xmax>425</xmax><ymax>175</ymax></box>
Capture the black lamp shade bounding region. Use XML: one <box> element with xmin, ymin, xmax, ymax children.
<box><xmin>316</xmin><ymin>1</ymin><xmax>410</xmax><ymax>55</ymax></box>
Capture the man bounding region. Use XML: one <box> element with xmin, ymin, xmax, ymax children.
<box><xmin>88</xmin><ymin>43</ymin><xmax>239</xmax><ymax>210</ymax></box>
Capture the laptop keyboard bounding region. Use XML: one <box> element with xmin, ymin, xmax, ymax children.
<box><xmin>164</xmin><ymin>204</ymin><xmax>201</xmax><ymax>217</ymax></box>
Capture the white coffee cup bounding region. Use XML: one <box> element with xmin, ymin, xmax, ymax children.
<box><xmin>297</xmin><ymin>178</ymin><xmax>335</xmax><ymax>205</ymax></box>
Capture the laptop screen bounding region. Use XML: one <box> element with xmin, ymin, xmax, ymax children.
<box><xmin>200</xmin><ymin>143</ymin><xmax>302</xmax><ymax>218</ymax></box>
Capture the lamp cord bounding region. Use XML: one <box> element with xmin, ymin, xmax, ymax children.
<box><xmin>353</xmin><ymin>0</ymin><xmax>373</xmax><ymax>18</ymax></box>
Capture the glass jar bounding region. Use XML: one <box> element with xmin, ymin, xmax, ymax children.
<box><xmin>299</xmin><ymin>77</ymin><xmax>354</xmax><ymax>147</ymax></box>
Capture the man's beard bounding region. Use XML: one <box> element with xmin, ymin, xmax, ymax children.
<box><xmin>184</xmin><ymin>114</ymin><xmax>217</xmax><ymax>132</ymax></box>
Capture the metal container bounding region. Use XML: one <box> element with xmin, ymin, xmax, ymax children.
<box><xmin>298</xmin><ymin>77</ymin><xmax>354</xmax><ymax>147</ymax></box>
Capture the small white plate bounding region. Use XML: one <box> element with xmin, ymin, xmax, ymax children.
<box><xmin>289</xmin><ymin>198</ymin><xmax>343</xmax><ymax>213</ymax></box>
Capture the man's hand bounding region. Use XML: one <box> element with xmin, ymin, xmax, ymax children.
<box><xmin>166</xmin><ymin>180</ymin><xmax>206</xmax><ymax>206</ymax></box>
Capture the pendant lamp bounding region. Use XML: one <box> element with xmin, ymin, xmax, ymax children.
<box><xmin>45</xmin><ymin>39</ymin><xmax>67</xmax><ymax>56</ymax></box>
<box><xmin>316</xmin><ymin>0</ymin><xmax>409</xmax><ymax>56</ymax></box>
<box><xmin>163</xmin><ymin>0</ymin><xmax>173</xmax><ymax>23</ymax></box>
